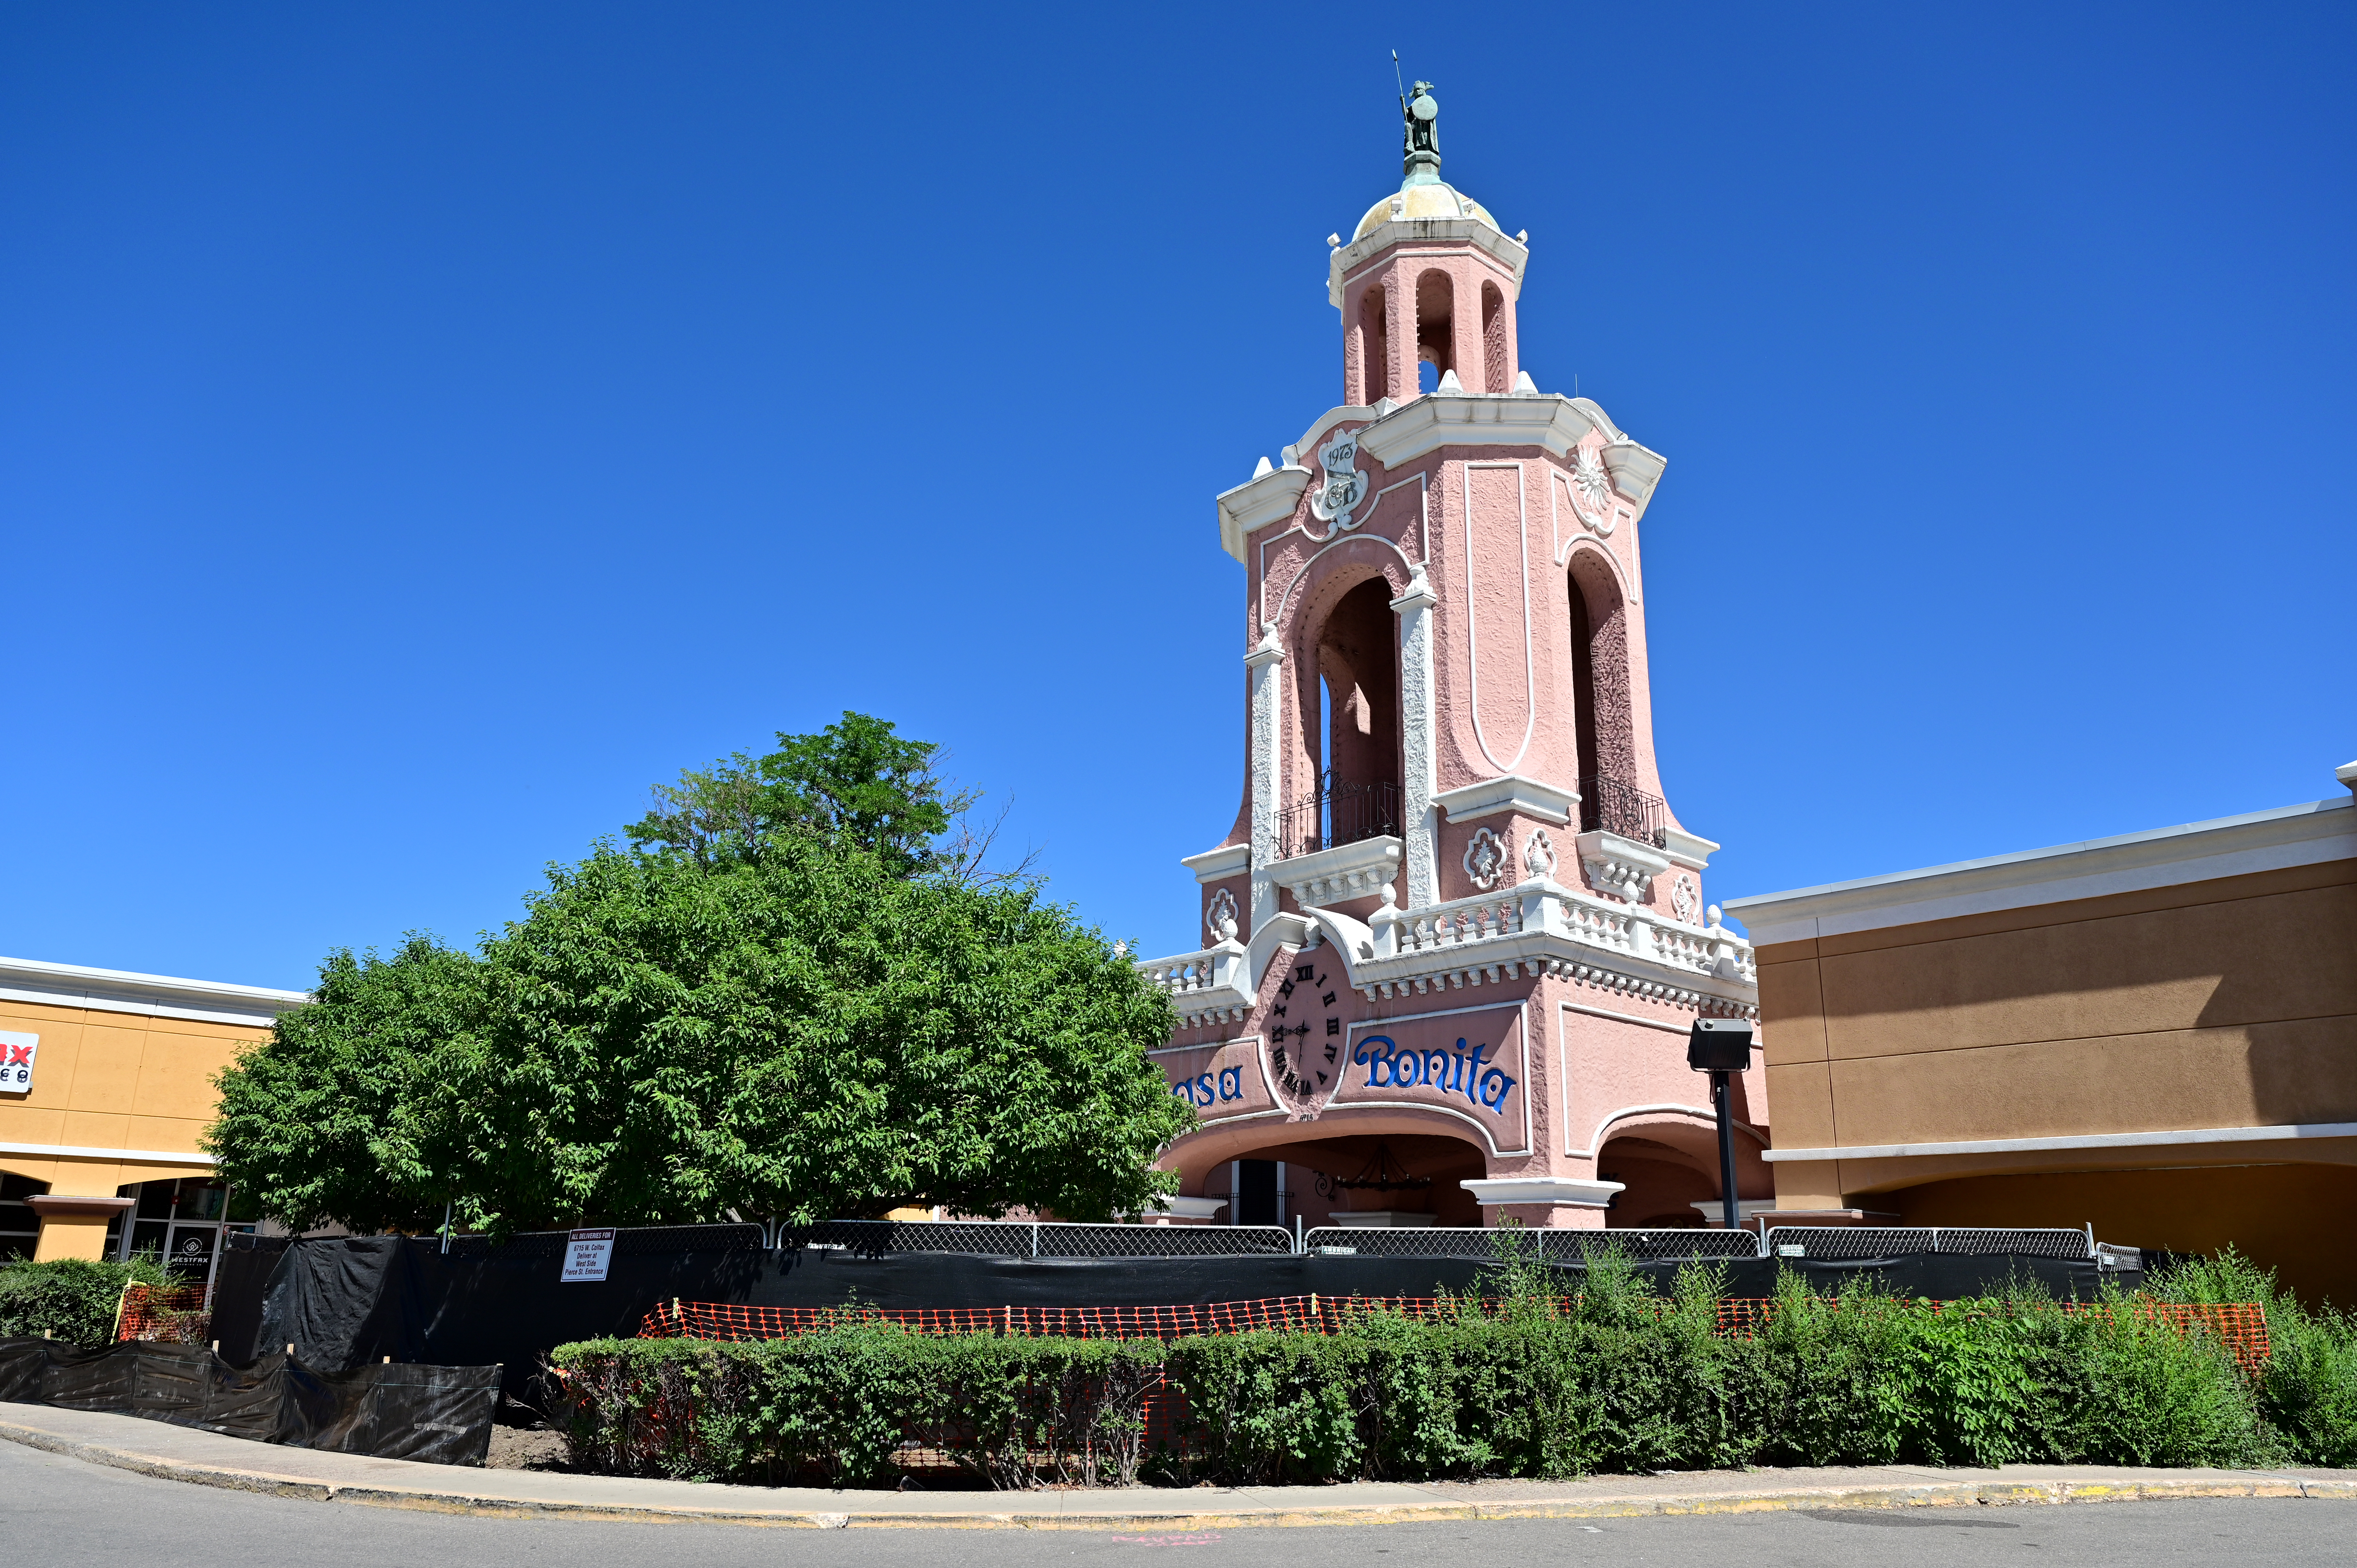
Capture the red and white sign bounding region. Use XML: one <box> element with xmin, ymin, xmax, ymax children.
<box><xmin>561</xmin><ymin>1228</ymin><xmax>616</xmax><ymax>1282</ymax></box>
<box><xmin>0</xmin><ymin>1032</ymin><xmax>35</xmax><ymax>1096</ymax></box>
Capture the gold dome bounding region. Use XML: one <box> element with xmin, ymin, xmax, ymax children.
<box><xmin>1352</xmin><ymin>180</ymin><xmax>1502</xmax><ymax>242</ymax></box>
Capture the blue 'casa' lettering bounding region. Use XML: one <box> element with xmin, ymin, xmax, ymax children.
<box><xmin>1169</xmin><ymin>1065</ymin><xmax>1249</xmax><ymax>1109</ymax></box>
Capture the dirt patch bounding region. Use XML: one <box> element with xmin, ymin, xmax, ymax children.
<box><xmin>484</xmin><ymin>1427</ymin><xmax>572</xmax><ymax>1471</ymax></box>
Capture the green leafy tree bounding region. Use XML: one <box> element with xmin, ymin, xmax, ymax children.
<box><xmin>206</xmin><ymin>935</ymin><xmax>489</xmax><ymax>1234</ymax></box>
<box><xmin>627</xmin><ymin>711</ymin><xmax>980</xmax><ymax>878</ymax></box>
<box><xmin>210</xmin><ymin>811</ymin><xmax>1186</xmax><ymax>1234</ymax></box>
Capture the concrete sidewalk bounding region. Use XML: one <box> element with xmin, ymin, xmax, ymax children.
<box><xmin>4</xmin><ymin>1401</ymin><xmax>2354</xmax><ymax>1529</ymax></box>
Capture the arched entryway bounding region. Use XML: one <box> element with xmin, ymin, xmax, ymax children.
<box><xmin>1170</xmin><ymin>1127</ymin><xmax>1488</xmax><ymax>1229</ymax></box>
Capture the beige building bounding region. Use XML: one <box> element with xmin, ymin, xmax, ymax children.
<box><xmin>0</xmin><ymin>956</ymin><xmax>305</xmax><ymax>1270</ymax></box>
<box><xmin>1727</xmin><ymin>762</ymin><xmax>2357</xmax><ymax>1303</ymax></box>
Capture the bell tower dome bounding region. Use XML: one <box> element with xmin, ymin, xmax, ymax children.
<box><xmin>1135</xmin><ymin>91</ymin><xmax>1765</xmax><ymax>1238</ymax></box>
<box><xmin>1332</xmin><ymin>83</ymin><xmax>1527</xmax><ymax>405</ymax></box>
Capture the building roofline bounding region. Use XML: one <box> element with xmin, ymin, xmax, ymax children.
<box><xmin>1724</xmin><ymin>792</ymin><xmax>2355</xmax><ymax>947</ymax></box>
<box><xmin>0</xmin><ymin>954</ymin><xmax>309</xmax><ymax>1029</ymax></box>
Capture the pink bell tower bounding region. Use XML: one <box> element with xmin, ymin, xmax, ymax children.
<box><xmin>1137</xmin><ymin>85</ymin><xmax>1765</xmax><ymax>1234</ymax></box>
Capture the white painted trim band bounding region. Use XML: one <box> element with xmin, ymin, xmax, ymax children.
<box><xmin>1560</xmin><ymin>1000</ymin><xmax>1690</xmax><ymax>1036</ymax></box>
<box><xmin>0</xmin><ymin>1141</ymin><xmax>217</xmax><ymax>1168</ymax></box>
<box><xmin>1727</xmin><ymin>795</ymin><xmax>2353</xmax><ymax>945</ymax></box>
<box><xmin>1761</xmin><ymin>1121</ymin><xmax>2357</xmax><ymax>1163</ymax></box>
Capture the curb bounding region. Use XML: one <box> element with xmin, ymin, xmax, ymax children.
<box><xmin>4</xmin><ymin>1417</ymin><xmax>2353</xmax><ymax>1529</ymax></box>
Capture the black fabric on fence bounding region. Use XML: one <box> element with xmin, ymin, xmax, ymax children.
<box><xmin>0</xmin><ymin>1337</ymin><xmax>495</xmax><ymax>1464</ymax></box>
<box><xmin>211</xmin><ymin>1233</ymin><xmax>2133</xmax><ymax>1403</ymax></box>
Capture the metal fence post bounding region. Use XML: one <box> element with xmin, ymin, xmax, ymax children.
<box><xmin>1030</xmin><ymin>1221</ymin><xmax>1039</xmax><ymax>1260</ymax></box>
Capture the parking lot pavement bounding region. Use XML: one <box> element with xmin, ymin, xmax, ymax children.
<box><xmin>7</xmin><ymin>1437</ymin><xmax>2357</xmax><ymax>1568</ymax></box>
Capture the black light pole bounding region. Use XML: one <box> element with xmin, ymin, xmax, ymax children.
<box><xmin>1686</xmin><ymin>1018</ymin><xmax>1756</xmax><ymax>1231</ymax></box>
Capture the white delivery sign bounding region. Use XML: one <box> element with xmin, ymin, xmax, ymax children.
<box><xmin>0</xmin><ymin>1032</ymin><xmax>35</xmax><ymax>1095</ymax></box>
<box><xmin>561</xmin><ymin>1228</ymin><xmax>616</xmax><ymax>1282</ymax></box>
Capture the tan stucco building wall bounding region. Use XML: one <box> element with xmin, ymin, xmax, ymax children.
<box><xmin>1729</xmin><ymin>776</ymin><xmax>2357</xmax><ymax>1304</ymax></box>
<box><xmin>0</xmin><ymin>957</ymin><xmax>305</xmax><ymax>1260</ymax></box>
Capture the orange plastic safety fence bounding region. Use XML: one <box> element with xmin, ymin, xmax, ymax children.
<box><xmin>636</xmin><ymin>1294</ymin><xmax>2271</xmax><ymax>1371</ymax></box>
<box><xmin>116</xmin><ymin>1282</ymin><xmax>211</xmax><ymax>1344</ymax></box>
<box><xmin>1705</xmin><ymin>1297</ymin><xmax>2270</xmax><ymax>1373</ymax></box>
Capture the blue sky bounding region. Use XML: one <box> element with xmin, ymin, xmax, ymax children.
<box><xmin>4</xmin><ymin>4</ymin><xmax>2351</xmax><ymax>990</ymax></box>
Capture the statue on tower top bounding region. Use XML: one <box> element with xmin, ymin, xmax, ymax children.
<box><xmin>1401</xmin><ymin>80</ymin><xmax>1440</xmax><ymax>184</ymax></box>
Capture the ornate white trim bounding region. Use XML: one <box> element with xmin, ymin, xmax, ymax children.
<box><xmin>1460</xmin><ymin>1176</ymin><xmax>1621</xmax><ymax>1208</ymax></box>
<box><xmin>1670</xmin><ymin>872</ymin><xmax>1697</xmax><ymax>924</ymax></box>
<box><xmin>1432</xmin><ymin>773</ymin><xmax>1577</xmax><ymax>825</ymax></box>
<box><xmin>1578</xmin><ymin>829</ymin><xmax>1671</xmax><ymax>903</ymax></box>
<box><xmin>1462</xmin><ymin>827</ymin><xmax>1511</xmax><ymax>891</ymax></box>
<box><xmin>1180</xmin><ymin>843</ymin><xmax>1251</xmax><ymax>884</ymax></box>
<box><xmin>1205</xmin><ymin>888</ymin><xmax>1238</xmax><ymax>942</ymax></box>
<box><xmin>1522</xmin><ymin>829</ymin><xmax>1557</xmax><ymax>881</ymax></box>
<box><xmin>1392</xmin><ymin>560</ymin><xmax>1440</xmax><ymax>912</ymax></box>
<box><xmin>1563</xmin><ymin>1094</ymin><xmax>1770</xmax><ymax>1160</ymax></box>
<box><xmin>1278</xmin><ymin>837</ymin><xmax>1402</xmax><ymax>908</ymax></box>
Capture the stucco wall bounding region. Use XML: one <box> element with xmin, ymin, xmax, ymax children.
<box><xmin>0</xmin><ymin>996</ymin><xmax>265</xmax><ymax>1198</ymax></box>
<box><xmin>1754</xmin><ymin>855</ymin><xmax>2357</xmax><ymax>1285</ymax></box>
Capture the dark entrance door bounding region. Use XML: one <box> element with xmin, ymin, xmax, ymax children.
<box><xmin>1236</xmin><ymin>1159</ymin><xmax>1278</xmax><ymax>1226</ymax></box>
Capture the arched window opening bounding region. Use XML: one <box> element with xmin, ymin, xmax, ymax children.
<box><xmin>1284</xmin><ymin>576</ymin><xmax>1404</xmax><ymax>857</ymax></box>
<box><xmin>1359</xmin><ymin>286</ymin><xmax>1389</xmax><ymax>405</ymax></box>
<box><xmin>1481</xmin><ymin>281</ymin><xmax>1507</xmax><ymax>394</ymax></box>
<box><xmin>1414</xmin><ymin>269</ymin><xmax>1454</xmax><ymax>391</ymax></box>
<box><xmin>1416</xmin><ymin>359</ymin><xmax>1439</xmax><ymax>395</ymax></box>
<box><xmin>1567</xmin><ymin>557</ymin><xmax>1662</xmax><ymax>845</ymax></box>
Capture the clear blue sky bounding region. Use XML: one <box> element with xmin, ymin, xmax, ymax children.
<box><xmin>4</xmin><ymin>4</ymin><xmax>2351</xmax><ymax>990</ymax></box>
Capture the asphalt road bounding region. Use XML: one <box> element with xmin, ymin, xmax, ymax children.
<box><xmin>4</xmin><ymin>1440</ymin><xmax>2349</xmax><ymax>1568</ymax></box>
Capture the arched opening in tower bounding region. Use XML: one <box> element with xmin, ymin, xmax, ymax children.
<box><xmin>1309</xmin><ymin>575</ymin><xmax>1403</xmax><ymax>851</ymax></box>
<box><xmin>1357</xmin><ymin>285</ymin><xmax>1389</xmax><ymax>406</ymax></box>
<box><xmin>1566</xmin><ymin>554</ymin><xmax>1637</xmax><ymax>831</ymax></box>
<box><xmin>1415</xmin><ymin>269</ymin><xmax>1454</xmax><ymax>392</ymax></box>
<box><xmin>1481</xmin><ymin>281</ymin><xmax>1507</xmax><ymax>394</ymax></box>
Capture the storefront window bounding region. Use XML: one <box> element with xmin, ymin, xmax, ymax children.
<box><xmin>0</xmin><ymin>1174</ymin><xmax>45</xmax><ymax>1261</ymax></box>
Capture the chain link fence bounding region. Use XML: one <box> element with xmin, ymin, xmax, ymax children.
<box><xmin>441</xmin><ymin>1224</ymin><xmax>763</xmax><ymax>1259</ymax></box>
<box><xmin>787</xmin><ymin>1220</ymin><xmax>1299</xmax><ymax>1259</ymax></box>
<box><xmin>1301</xmin><ymin>1226</ymin><xmax>1765</xmax><ymax>1262</ymax></box>
<box><xmin>1764</xmin><ymin>1226</ymin><xmax>2094</xmax><ymax>1261</ymax></box>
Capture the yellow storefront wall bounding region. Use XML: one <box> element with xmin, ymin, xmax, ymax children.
<box><xmin>0</xmin><ymin>992</ymin><xmax>280</xmax><ymax>1261</ymax></box>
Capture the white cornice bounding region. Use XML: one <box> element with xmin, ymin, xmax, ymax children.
<box><xmin>1180</xmin><ymin>843</ymin><xmax>1251</xmax><ymax>885</ymax></box>
<box><xmin>1328</xmin><ymin>220</ymin><xmax>1529</xmax><ymax>308</ymax></box>
<box><xmin>1460</xmin><ymin>1176</ymin><xmax>1622</xmax><ymax>1208</ymax></box>
<box><xmin>1434</xmin><ymin>774</ymin><xmax>1578</xmax><ymax>825</ymax></box>
<box><xmin>0</xmin><ymin>1140</ymin><xmax>216</xmax><ymax>1168</ymax></box>
<box><xmin>1762</xmin><ymin>1121</ymin><xmax>2357</xmax><ymax>1164</ymax></box>
<box><xmin>1215</xmin><ymin>465</ymin><xmax>1313</xmax><ymax>565</ymax></box>
<box><xmin>1660</xmin><ymin>827</ymin><xmax>1720</xmax><ymax>871</ymax></box>
<box><xmin>0</xmin><ymin>955</ymin><xmax>308</xmax><ymax>1029</ymax></box>
<box><xmin>1727</xmin><ymin>794</ymin><xmax>2355</xmax><ymax>947</ymax></box>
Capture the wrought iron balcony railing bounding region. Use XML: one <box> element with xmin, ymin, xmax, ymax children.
<box><xmin>1278</xmin><ymin>772</ymin><xmax>1401</xmax><ymax>859</ymax></box>
<box><xmin>1578</xmin><ymin>773</ymin><xmax>1668</xmax><ymax>847</ymax></box>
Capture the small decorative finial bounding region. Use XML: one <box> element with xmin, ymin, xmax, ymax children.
<box><xmin>1402</xmin><ymin>80</ymin><xmax>1440</xmax><ymax>186</ymax></box>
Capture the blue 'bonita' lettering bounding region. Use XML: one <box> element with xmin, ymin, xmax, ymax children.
<box><xmin>1350</xmin><ymin>1035</ymin><xmax>1516</xmax><ymax>1116</ymax></box>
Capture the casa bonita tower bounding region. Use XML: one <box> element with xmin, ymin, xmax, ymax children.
<box><xmin>1137</xmin><ymin>86</ymin><xmax>1765</xmax><ymax>1232</ymax></box>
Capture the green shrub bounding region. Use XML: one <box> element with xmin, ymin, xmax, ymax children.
<box><xmin>2151</xmin><ymin>1247</ymin><xmax>2357</xmax><ymax>1465</ymax></box>
<box><xmin>0</xmin><ymin>1254</ymin><xmax>172</xmax><ymax>1346</ymax></box>
<box><xmin>548</xmin><ymin>1258</ymin><xmax>2322</xmax><ymax>1488</ymax></box>
<box><xmin>548</xmin><ymin>1325</ymin><xmax>1162</xmax><ymax>1488</ymax></box>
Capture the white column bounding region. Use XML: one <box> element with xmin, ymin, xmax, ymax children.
<box><xmin>1245</xmin><ymin>630</ymin><xmax>1287</xmax><ymax>932</ymax></box>
<box><xmin>1390</xmin><ymin>565</ymin><xmax>1440</xmax><ymax>911</ymax></box>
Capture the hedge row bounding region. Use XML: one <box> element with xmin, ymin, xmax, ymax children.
<box><xmin>0</xmin><ymin>1256</ymin><xmax>173</xmax><ymax>1345</ymax></box>
<box><xmin>547</xmin><ymin>1252</ymin><xmax>2357</xmax><ymax>1489</ymax></box>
